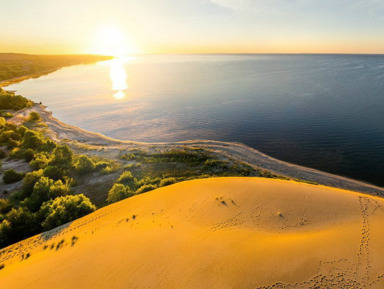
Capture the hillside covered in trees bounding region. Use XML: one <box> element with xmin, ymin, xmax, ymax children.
<box><xmin>0</xmin><ymin>53</ymin><xmax>113</xmax><ymax>84</ymax></box>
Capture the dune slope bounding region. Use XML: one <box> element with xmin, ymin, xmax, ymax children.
<box><xmin>1</xmin><ymin>177</ymin><xmax>384</xmax><ymax>289</ymax></box>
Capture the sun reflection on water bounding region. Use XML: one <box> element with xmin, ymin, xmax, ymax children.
<box><xmin>109</xmin><ymin>58</ymin><xmax>128</xmax><ymax>100</ymax></box>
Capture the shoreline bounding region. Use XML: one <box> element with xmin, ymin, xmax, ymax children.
<box><xmin>11</xmin><ymin>104</ymin><xmax>384</xmax><ymax>197</ymax></box>
<box><xmin>0</xmin><ymin>68</ymin><xmax>60</xmax><ymax>87</ymax></box>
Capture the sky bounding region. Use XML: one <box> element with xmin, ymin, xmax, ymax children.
<box><xmin>1</xmin><ymin>0</ymin><xmax>384</xmax><ymax>55</ymax></box>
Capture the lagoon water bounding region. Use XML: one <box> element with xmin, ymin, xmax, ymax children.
<box><xmin>6</xmin><ymin>54</ymin><xmax>384</xmax><ymax>186</ymax></box>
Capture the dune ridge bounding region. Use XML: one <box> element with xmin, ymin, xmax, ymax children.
<box><xmin>1</xmin><ymin>177</ymin><xmax>384</xmax><ymax>288</ymax></box>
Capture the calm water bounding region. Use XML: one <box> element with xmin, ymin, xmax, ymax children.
<box><xmin>6</xmin><ymin>54</ymin><xmax>384</xmax><ymax>186</ymax></box>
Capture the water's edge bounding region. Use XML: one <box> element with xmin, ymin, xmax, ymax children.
<box><xmin>12</xmin><ymin>104</ymin><xmax>384</xmax><ymax>197</ymax></box>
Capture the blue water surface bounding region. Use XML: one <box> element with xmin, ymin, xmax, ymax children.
<box><xmin>6</xmin><ymin>54</ymin><xmax>384</xmax><ymax>186</ymax></box>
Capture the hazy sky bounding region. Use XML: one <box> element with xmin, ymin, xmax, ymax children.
<box><xmin>1</xmin><ymin>0</ymin><xmax>384</xmax><ymax>54</ymax></box>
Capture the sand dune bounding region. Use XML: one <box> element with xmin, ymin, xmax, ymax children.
<box><xmin>1</xmin><ymin>177</ymin><xmax>384</xmax><ymax>288</ymax></box>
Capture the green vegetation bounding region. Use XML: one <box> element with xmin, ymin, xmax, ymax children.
<box><xmin>0</xmin><ymin>53</ymin><xmax>113</xmax><ymax>83</ymax></box>
<box><xmin>0</xmin><ymin>106</ymin><xmax>100</xmax><ymax>247</ymax></box>
<box><xmin>107</xmin><ymin>184</ymin><xmax>133</xmax><ymax>204</ymax></box>
<box><xmin>27</xmin><ymin>111</ymin><xmax>41</xmax><ymax>122</ymax></box>
<box><xmin>108</xmin><ymin>147</ymin><xmax>269</xmax><ymax>204</ymax></box>
<box><xmin>0</xmin><ymin>89</ymin><xmax>287</xmax><ymax>249</ymax></box>
<box><xmin>0</xmin><ymin>88</ymin><xmax>32</xmax><ymax>110</ymax></box>
<box><xmin>40</xmin><ymin>195</ymin><xmax>96</xmax><ymax>230</ymax></box>
<box><xmin>3</xmin><ymin>169</ymin><xmax>24</xmax><ymax>184</ymax></box>
<box><xmin>74</xmin><ymin>155</ymin><xmax>95</xmax><ymax>174</ymax></box>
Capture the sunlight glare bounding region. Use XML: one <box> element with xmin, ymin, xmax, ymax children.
<box><xmin>94</xmin><ymin>25</ymin><xmax>135</xmax><ymax>57</ymax></box>
<box><xmin>109</xmin><ymin>58</ymin><xmax>128</xmax><ymax>100</ymax></box>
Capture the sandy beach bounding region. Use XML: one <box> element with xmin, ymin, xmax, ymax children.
<box><xmin>10</xmin><ymin>104</ymin><xmax>384</xmax><ymax>197</ymax></box>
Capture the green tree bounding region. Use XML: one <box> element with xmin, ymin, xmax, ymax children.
<box><xmin>0</xmin><ymin>199</ymin><xmax>11</xmax><ymax>214</ymax></box>
<box><xmin>22</xmin><ymin>177</ymin><xmax>54</xmax><ymax>211</ymax></box>
<box><xmin>21</xmin><ymin>170</ymin><xmax>43</xmax><ymax>198</ymax></box>
<box><xmin>0</xmin><ymin>90</ymin><xmax>32</xmax><ymax>110</ymax></box>
<box><xmin>49</xmin><ymin>179</ymin><xmax>70</xmax><ymax>198</ymax></box>
<box><xmin>3</xmin><ymin>169</ymin><xmax>24</xmax><ymax>184</ymax></box>
<box><xmin>21</xmin><ymin>130</ymin><xmax>44</xmax><ymax>150</ymax></box>
<box><xmin>48</xmin><ymin>145</ymin><xmax>73</xmax><ymax>170</ymax></box>
<box><xmin>0</xmin><ymin>219</ymin><xmax>11</xmax><ymax>247</ymax></box>
<box><xmin>30</xmin><ymin>152</ymin><xmax>49</xmax><ymax>170</ymax></box>
<box><xmin>23</xmin><ymin>177</ymin><xmax>70</xmax><ymax>211</ymax></box>
<box><xmin>116</xmin><ymin>171</ymin><xmax>137</xmax><ymax>189</ymax></box>
<box><xmin>106</xmin><ymin>184</ymin><xmax>133</xmax><ymax>204</ymax></box>
<box><xmin>5</xmin><ymin>207</ymin><xmax>39</xmax><ymax>244</ymax></box>
<box><xmin>75</xmin><ymin>155</ymin><xmax>95</xmax><ymax>174</ymax></box>
<box><xmin>40</xmin><ymin>194</ymin><xmax>96</xmax><ymax>230</ymax></box>
<box><xmin>43</xmin><ymin>165</ymin><xmax>66</xmax><ymax>181</ymax></box>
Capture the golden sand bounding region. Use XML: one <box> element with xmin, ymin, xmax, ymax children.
<box><xmin>1</xmin><ymin>177</ymin><xmax>384</xmax><ymax>288</ymax></box>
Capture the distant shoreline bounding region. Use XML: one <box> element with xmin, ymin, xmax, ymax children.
<box><xmin>0</xmin><ymin>53</ymin><xmax>113</xmax><ymax>87</ymax></box>
<box><xmin>0</xmin><ymin>68</ymin><xmax>60</xmax><ymax>87</ymax></box>
<box><xmin>2</xmin><ymin>59</ymin><xmax>384</xmax><ymax>197</ymax></box>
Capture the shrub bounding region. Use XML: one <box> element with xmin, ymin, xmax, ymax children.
<box><xmin>120</xmin><ymin>153</ymin><xmax>135</xmax><ymax>160</ymax></box>
<box><xmin>43</xmin><ymin>165</ymin><xmax>66</xmax><ymax>181</ymax></box>
<box><xmin>136</xmin><ymin>177</ymin><xmax>161</xmax><ymax>187</ymax></box>
<box><xmin>136</xmin><ymin>184</ymin><xmax>157</xmax><ymax>195</ymax></box>
<box><xmin>17</xmin><ymin>125</ymin><xmax>28</xmax><ymax>136</ymax></box>
<box><xmin>95</xmin><ymin>161</ymin><xmax>109</xmax><ymax>170</ymax></box>
<box><xmin>41</xmin><ymin>139</ymin><xmax>56</xmax><ymax>153</ymax></box>
<box><xmin>9</xmin><ymin>147</ymin><xmax>35</xmax><ymax>161</ymax></box>
<box><xmin>49</xmin><ymin>179</ymin><xmax>71</xmax><ymax>198</ymax></box>
<box><xmin>4</xmin><ymin>207</ymin><xmax>39</xmax><ymax>245</ymax></box>
<box><xmin>0</xmin><ymin>219</ymin><xmax>11</xmax><ymax>247</ymax></box>
<box><xmin>6</xmin><ymin>138</ymin><xmax>19</xmax><ymax>149</ymax></box>
<box><xmin>0</xmin><ymin>199</ymin><xmax>11</xmax><ymax>214</ymax></box>
<box><xmin>23</xmin><ymin>177</ymin><xmax>54</xmax><ymax>211</ymax></box>
<box><xmin>21</xmin><ymin>170</ymin><xmax>43</xmax><ymax>198</ymax></box>
<box><xmin>40</xmin><ymin>194</ymin><xmax>96</xmax><ymax>230</ymax></box>
<box><xmin>159</xmin><ymin>177</ymin><xmax>176</xmax><ymax>187</ymax></box>
<box><xmin>106</xmin><ymin>183</ymin><xmax>133</xmax><ymax>204</ymax></box>
<box><xmin>4</xmin><ymin>130</ymin><xmax>21</xmax><ymax>141</ymax></box>
<box><xmin>0</xmin><ymin>117</ymin><xmax>5</xmax><ymax>127</ymax></box>
<box><xmin>48</xmin><ymin>145</ymin><xmax>72</xmax><ymax>170</ymax></box>
<box><xmin>30</xmin><ymin>153</ymin><xmax>49</xmax><ymax>170</ymax></box>
<box><xmin>22</xmin><ymin>130</ymin><xmax>44</xmax><ymax>150</ymax></box>
<box><xmin>27</xmin><ymin>111</ymin><xmax>41</xmax><ymax>122</ymax></box>
<box><xmin>0</xmin><ymin>90</ymin><xmax>32</xmax><ymax>110</ymax></box>
<box><xmin>22</xmin><ymin>148</ymin><xmax>35</xmax><ymax>162</ymax></box>
<box><xmin>101</xmin><ymin>165</ymin><xmax>117</xmax><ymax>174</ymax></box>
<box><xmin>75</xmin><ymin>155</ymin><xmax>95</xmax><ymax>174</ymax></box>
<box><xmin>2</xmin><ymin>112</ymin><xmax>13</xmax><ymax>119</ymax></box>
<box><xmin>116</xmin><ymin>171</ymin><xmax>137</xmax><ymax>189</ymax></box>
<box><xmin>3</xmin><ymin>169</ymin><xmax>24</xmax><ymax>184</ymax></box>
<box><xmin>204</xmin><ymin>159</ymin><xmax>221</xmax><ymax>168</ymax></box>
<box><xmin>123</xmin><ymin>163</ymin><xmax>141</xmax><ymax>170</ymax></box>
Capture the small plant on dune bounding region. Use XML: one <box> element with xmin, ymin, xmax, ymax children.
<box><xmin>27</xmin><ymin>111</ymin><xmax>41</xmax><ymax>122</ymax></box>
<box><xmin>106</xmin><ymin>183</ymin><xmax>134</xmax><ymax>204</ymax></box>
<box><xmin>135</xmin><ymin>184</ymin><xmax>157</xmax><ymax>195</ymax></box>
<box><xmin>3</xmin><ymin>169</ymin><xmax>24</xmax><ymax>184</ymax></box>
<box><xmin>159</xmin><ymin>177</ymin><xmax>176</xmax><ymax>187</ymax></box>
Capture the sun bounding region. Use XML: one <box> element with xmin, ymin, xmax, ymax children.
<box><xmin>93</xmin><ymin>25</ymin><xmax>135</xmax><ymax>57</ymax></box>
